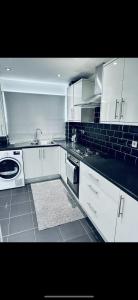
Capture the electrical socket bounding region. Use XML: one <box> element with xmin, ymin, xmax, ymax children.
<box><xmin>132</xmin><ymin>141</ymin><xmax>137</xmax><ymax>148</ymax></box>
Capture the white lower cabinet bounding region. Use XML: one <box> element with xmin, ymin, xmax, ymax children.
<box><xmin>79</xmin><ymin>162</ymin><xmax>120</xmax><ymax>242</ymax></box>
<box><xmin>42</xmin><ymin>147</ymin><xmax>60</xmax><ymax>176</ymax></box>
<box><xmin>79</xmin><ymin>161</ymin><xmax>138</xmax><ymax>242</ymax></box>
<box><xmin>60</xmin><ymin>147</ymin><xmax>67</xmax><ymax>183</ymax></box>
<box><xmin>115</xmin><ymin>191</ymin><xmax>138</xmax><ymax>242</ymax></box>
<box><xmin>23</xmin><ymin>148</ymin><xmax>42</xmax><ymax>179</ymax></box>
<box><xmin>23</xmin><ymin>146</ymin><xmax>60</xmax><ymax>180</ymax></box>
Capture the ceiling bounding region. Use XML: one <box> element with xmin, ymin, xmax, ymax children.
<box><xmin>0</xmin><ymin>58</ymin><xmax>112</xmax><ymax>85</ymax></box>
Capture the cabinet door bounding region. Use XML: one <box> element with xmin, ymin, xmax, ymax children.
<box><xmin>100</xmin><ymin>58</ymin><xmax>124</xmax><ymax>123</ymax></box>
<box><xmin>79</xmin><ymin>179</ymin><xmax>119</xmax><ymax>242</ymax></box>
<box><xmin>0</xmin><ymin>91</ymin><xmax>6</xmax><ymax>136</ymax></box>
<box><xmin>73</xmin><ymin>106</ymin><xmax>81</xmax><ymax>122</ymax></box>
<box><xmin>42</xmin><ymin>147</ymin><xmax>60</xmax><ymax>176</ymax></box>
<box><xmin>60</xmin><ymin>147</ymin><xmax>67</xmax><ymax>183</ymax></box>
<box><xmin>73</xmin><ymin>80</ymin><xmax>82</xmax><ymax>106</ymax></box>
<box><xmin>115</xmin><ymin>192</ymin><xmax>138</xmax><ymax>242</ymax></box>
<box><xmin>121</xmin><ymin>58</ymin><xmax>138</xmax><ymax>124</ymax></box>
<box><xmin>67</xmin><ymin>84</ymin><xmax>81</xmax><ymax>122</ymax></box>
<box><xmin>23</xmin><ymin>148</ymin><xmax>42</xmax><ymax>179</ymax></box>
<box><xmin>67</xmin><ymin>85</ymin><xmax>74</xmax><ymax>121</ymax></box>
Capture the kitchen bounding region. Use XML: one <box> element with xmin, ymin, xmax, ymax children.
<box><xmin>0</xmin><ymin>57</ymin><xmax>138</xmax><ymax>242</ymax></box>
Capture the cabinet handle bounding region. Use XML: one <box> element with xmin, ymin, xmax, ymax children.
<box><xmin>43</xmin><ymin>149</ymin><xmax>45</xmax><ymax>159</ymax></box>
<box><xmin>39</xmin><ymin>149</ymin><xmax>40</xmax><ymax>160</ymax></box>
<box><xmin>88</xmin><ymin>184</ymin><xmax>98</xmax><ymax>195</ymax></box>
<box><xmin>87</xmin><ymin>202</ymin><xmax>97</xmax><ymax>215</ymax></box>
<box><xmin>114</xmin><ymin>99</ymin><xmax>120</xmax><ymax>119</ymax></box>
<box><xmin>88</xmin><ymin>173</ymin><xmax>99</xmax><ymax>182</ymax></box>
<box><xmin>39</xmin><ymin>149</ymin><xmax>42</xmax><ymax>160</ymax></box>
<box><xmin>120</xmin><ymin>98</ymin><xmax>125</xmax><ymax>119</ymax></box>
<box><xmin>118</xmin><ymin>195</ymin><xmax>125</xmax><ymax>217</ymax></box>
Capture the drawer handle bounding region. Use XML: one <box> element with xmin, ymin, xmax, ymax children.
<box><xmin>88</xmin><ymin>184</ymin><xmax>98</xmax><ymax>195</ymax></box>
<box><xmin>87</xmin><ymin>202</ymin><xmax>97</xmax><ymax>215</ymax></box>
<box><xmin>88</xmin><ymin>173</ymin><xmax>99</xmax><ymax>182</ymax></box>
<box><xmin>114</xmin><ymin>99</ymin><xmax>120</xmax><ymax>119</ymax></box>
<box><xmin>118</xmin><ymin>195</ymin><xmax>125</xmax><ymax>218</ymax></box>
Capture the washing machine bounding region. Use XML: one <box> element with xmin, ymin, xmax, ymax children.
<box><xmin>0</xmin><ymin>149</ymin><xmax>25</xmax><ymax>190</ymax></box>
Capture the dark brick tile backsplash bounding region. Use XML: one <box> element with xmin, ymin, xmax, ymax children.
<box><xmin>66</xmin><ymin>122</ymin><xmax>138</xmax><ymax>168</ymax></box>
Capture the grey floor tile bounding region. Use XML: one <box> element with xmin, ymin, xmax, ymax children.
<box><xmin>8</xmin><ymin>229</ymin><xmax>35</xmax><ymax>242</ymax></box>
<box><xmin>80</xmin><ymin>218</ymin><xmax>104</xmax><ymax>242</ymax></box>
<box><xmin>0</xmin><ymin>219</ymin><xmax>9</xmax><ymax>236</ymax></box>
<box><xmin>0</xmin><ymin>189</ymin><xmax>12</xmax><ymax>198</ymax></box>
<box><xmin>10</xmin><ymin>202</ymin><xmax>32</xmax><ymax>218</ymax></box>
<box><xmin>26</xmin><ymin>184</ymin><xmax>31</xmax><ymax>191</ymax></box>
<box><xmin>59</xmin><ymin>220</ymin><xmax>86</xmax><ymax>241</ymax></box>
<box><xmin>35</xmin><ymin>227</ymin><xmax>62</xmax><ymax>242</ymax></box>
<box><xmin>12</xmin><ymin>186</ymin><xmax>28</xmax><ymax>195</ymax></box>
<box><xmin>0</xmin><ymin>206</ymin><xmax>10</xmax><ymax>220</ymax></box>
<box><xmin>11</xmin><ymin>191</ymin><xmax>30</xmax><ymax>205</ymax></box>
<box><xmin>28</xmin><ymin>191</ymin><xmax>34</xmax><ymax>201</ymax></box>
<box><xmin>32</xmin><ymin>213</ymin><xmax>38</xmax><ymax>228</ymax></box>
<box><xmin>67</xmin><ymin>234</ymin><xmax>92</xmax><ymax>242</ymax></box>
<box><xmin>30</xmin><ymin>200</ymin><xmax>35</xmax><ymax>212</ymax></box>
<box><xmin>9</xmin><ymin>213</ymin><xmax>34</xmax><ymax>234</ymax></box>
<box><xmin>0</xmin><ymin>195</ymin><xmax>11</xmax><ymax>207</ymax></box>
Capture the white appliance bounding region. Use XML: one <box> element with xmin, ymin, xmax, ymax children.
<box><xmin>0</xmin><ymin>149</ymin><xmax>25</xmax><ymax>190</ymax></box>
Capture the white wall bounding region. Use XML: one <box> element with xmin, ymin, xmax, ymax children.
<box><xmin>5</xmin><ymin>92</ymin><xmax>65</xmax><ymax>143</ymax></box>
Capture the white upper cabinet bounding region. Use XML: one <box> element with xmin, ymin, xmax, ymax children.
<box><xmin>121</xmin><ymin>58</ymin><xmax>138</xmax><ymax>123</ymax></box>
<box><xmin>100</xmin><ymin>57</ymin><xmax>138</xmax><ymax>124</ymax></box>
<box><xmin>67</xmin><ymin>78</ymin><xmax>93</xmax><ymax>122</ymax></box>
<box><xmin>0</xmin><ymin>89</ymin><xmax>7</xmax><ymax>136</ymax></box>
<box><xmin>100</xmin><ymin>58</ymin><xmax>124</xmax><ymax>123</ymax></box>
<box><xmin>73</xmin><ymin>79</ymin><xmax>94</xmax><ymax>106</ymax></box>
<box><xmin>67</xmin><ymin>85</ymin><xmax>74</xmax><ymax>121</ymax></box>
<box><xmin>67</xmin><ymin>84</ymin><xmax>81</xmax><ymax>122</ymax></box>
<box><xmin>115</xmin><ymin>191</ymin><xmax>138</xmax><ymax>242</ymax></box>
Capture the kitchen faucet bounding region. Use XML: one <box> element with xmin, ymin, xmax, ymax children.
<box><xmin>34</xmin><ymin>128</ymin><xmax>43</xmax><ymax>143</ymax></box>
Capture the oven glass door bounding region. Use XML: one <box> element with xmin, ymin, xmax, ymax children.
<box><xmin>67</xmin><ymin>178</ymin><xmax>79</xmax><ymax>198</ymax></box>
<box><xmin>66</xmin><ymin>158</ymin><xmax>79</xmax><ymax>198</ymax></box>
<box><xmin>0</xmin><ymin>158</ymin><xmax>20</xmax><ymax>180</ymax></box>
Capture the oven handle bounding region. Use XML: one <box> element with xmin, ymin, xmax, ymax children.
<box><xmin>66</xmin><ymin>158</ymin><xmax>76</xmax><ymax>168</ymax></box>
<box><xmin>66</xmin><ymin>158</ymin><xmax>79</xmax><ymax>168</ymax></box>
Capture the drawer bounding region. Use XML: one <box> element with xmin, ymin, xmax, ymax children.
<box><xmin>79</xmin><ymin>179</ymin><xmax>100</xmax><ymax>209</ymax></box>
<box><xmin>80</xmin><ymin>161</ymin><xmax>120</xmax><ymax>204</ymax></box>
<box><xmin>79</xmin><ymin>183</ymin><xmax>118</xmax><ymax>242</ymax></box>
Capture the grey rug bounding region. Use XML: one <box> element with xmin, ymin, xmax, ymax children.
<box><xmin>31</xmin><ymin>179</ymin><xmax>85</xmax><ymax>230</ymax></box>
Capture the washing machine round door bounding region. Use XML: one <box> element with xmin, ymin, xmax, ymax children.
<box><xmin>0</xmin><ymin>158</ymin><xmax>20</xmax><ymax>180</ymax></box>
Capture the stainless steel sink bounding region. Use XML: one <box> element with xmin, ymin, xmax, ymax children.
<box><xmin>30</xmin><ymin>140</ymin><xmax>55</xmax><ymax>146</ymax></box>
<box><xmin>38</xmin><ymin>140</ymin><xmax>55</xmax><ymax>145</ymax></box>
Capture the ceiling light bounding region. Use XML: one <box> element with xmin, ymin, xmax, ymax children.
<box><xmin>113</xmin><ymin>62</ymin><xmax>117</xmax><ymax>65</ymax></box>
<box><xmin>5</xmin><ymin>67</ymin><xmax>12</xmax><ymax>71</ymax></box>
<box><xmin>57</xmin><ymin>74</ymin><xmax>61</xmax><ymax>77</ymax></box>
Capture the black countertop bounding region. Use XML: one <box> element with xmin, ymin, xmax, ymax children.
<box><xmin>0</xmin><ymin>140</ymin><xmax>138</xmax><ymax>201</ymax></box>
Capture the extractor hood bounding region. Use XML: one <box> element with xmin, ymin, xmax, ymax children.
<box><xmin>74</xmin><ymin>64</ymin><xmax>103</xmax><ymax>108</ymax></box>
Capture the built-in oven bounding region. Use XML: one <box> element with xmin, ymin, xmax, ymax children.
<box><xmin>66</xmin><ymin>153</ymin><xmax>80</xmax><ymax>198</ymax></box>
